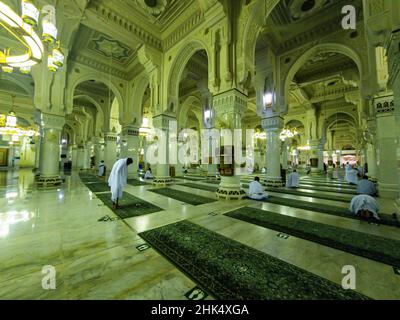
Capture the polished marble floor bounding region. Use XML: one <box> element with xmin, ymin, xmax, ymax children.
<box><xmin>0</xmin><ymin>169</ymin><xmax>399</xmax><ymax>300</ymax></box>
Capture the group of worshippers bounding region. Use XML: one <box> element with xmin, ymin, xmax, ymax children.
<box><xmin>247</xmin><ymin>170</ymin><xmax>300</xmax><ymax>200</ymax></box>
<box><xmin>103</xmin><ymin>158</ymin><xmax>382</xmax><ymax>221</ymax></box>
<box><xmin>247</xmin><ymin>166</ymin><xmax>382</xmax><ymax>222</ymax></box>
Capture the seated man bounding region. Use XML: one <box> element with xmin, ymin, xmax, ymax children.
<box><xmin>248</xmin><ymin>177</ymin><xmax>268</xmax><ymax>200</ymax></box>
<box><xmin>144</xmin><ymin>168</ymin><xmax>153</xmax><ymax>179</ymax></box>
<box><xmin>261</xmin><ymin>167</ymin><xmax>266</xmax><ymax>174</ymax></box>
<box><xmin>357</xmin><ymin>176</ymin><xmax>377</xmax><ymax>196</ymax></box>
<box><xmin>286</xmin><ymin>170</ymin><xmax>300</xmax><ymax>188</ymax></box>
<box><xmin>349</xmin><ymin>194</ymin><xmax>380</xmax><ymax>220</ymax></box>
<box><xmin>98</xmin><ymin>160</ymin><xmax>106</xmax><ymax>177</ymax></box>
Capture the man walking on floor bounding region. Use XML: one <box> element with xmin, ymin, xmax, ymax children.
<box><xmin>108</xmin><ymin>158</ymin><xmax>133</xmax><ymax>209</ymax></box>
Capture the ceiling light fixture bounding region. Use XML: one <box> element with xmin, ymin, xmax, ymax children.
<box><xmin>0</xmin><ymin>1</ymin><xmax>63</xmax><ymax>73</ymax></box>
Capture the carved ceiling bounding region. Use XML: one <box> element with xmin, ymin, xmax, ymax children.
<box><xmin>71</xmin><ymin>25</ymin><xmax>137</xmax><ymax>70</ymax></box>
<box><xmin>257</xmin><ymin>0</ymin><xmax>363</xmax><ymax>53</ymax></box>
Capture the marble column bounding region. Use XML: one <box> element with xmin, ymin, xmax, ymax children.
<box><xmin>37</xmin><ymin>113</ymin><xmax>64</xmax><ymax>186</ymax></box>
<box><xmin>76</xmin><ymin>144</ymin><xmax>85</xmax><ymax>169</ymax></box>
<box><xmin>103</xmin><ymin>132</ymin><xmax>118</xmax><ymax>175</ymax></box>
<box><xmin>71</xmin><ymin>145</ymin><xmax>78</xmax><ymax>170</ymax></box>
<box><xmin>262</xmin><ymin>116</ymin><xmax>284</xmax><ymax>187</ymax></box>
<box><xmin>373</xmin><ymin>94</ymin><xmax>398</xmax><ymax>198</ymax></box>
<box><xmin>82</xmin><ymin>141</ymin><xmax>92</xmax><ymax>170</ymax></box>
<box><xmin>202</xmin><ymin>128</ymin><xmax>219</xmax><ymax>179</ymax></box>
<box><xmin>121</xmin><ymin>125</ymin><xmax>141</xmax><ymax>179</ymax></box>
<box><xmin>152</xmin><ymin>114</ymin><xmax>175</xmax><ymax>185</ymax></box>
<box><xmin>327</xmin><ymin>151</ymin><xmax>334</xmax><ymax>173</ymax></box>
<box><xmin>34</xmin><ymin>134</ymin><xmax>41</xmax><ymax>170</ymax></box>
<box><xmin>214</xmin><ymin>89</ymin><xmax>246</xmax><ymax>199</ymax></box>
<box><xmin>93</xmin><ymin>137</ymin><xmax>105</xmax><ymax>165</ymax></box>
<box><xmin>366</xmin><ymin>142</ymin><xmax>377</xmax><ymax>180</ymax></box>
<box><xmin>309</xmin><ymin>139</ymin><xmax>320</xmax><ymax>174</ymax></box>
<box><xmin>281</xmin><ymin>139</ymin><xmax>289</xmax><ymax>170</ymax></box>
<box><xmin>336</xmin><ymin>150</ymin><xmax>342</xmax><ymax>166</ymax></box>
<box><xmin>386</xmin><ymin>31</ymin><xmax>400</xmax><ymax>209</ymax></box>
<box><xmin>317</xmin><ymin>141</ymin><xmax>325</xmax><ymax>173</ymax></box>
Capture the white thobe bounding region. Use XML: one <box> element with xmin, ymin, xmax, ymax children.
<box><xmin>349</xmin><ymin>195</ymin><xmax>380</xmax><ymax>220</ymax></box>
<box><xmin>144</xmin><ymin>170</ymin><xmax>153</xmax><ymax>179</ymax></box>
<box><xmin>248</xmin><ymin>181</ymin><xmax>268</xmax><ymax>200</ymax></box>
<box><xmin>108</xmin><ymin>159</ymin><xmax>128</xmax><ymax>202</ymax></box>
<box><xmin>357</xmin><ymin>179</ymin><xmax>377</xmax><ymax>196</ymax></box>
<box><xmin>286</xmin><ymin>172</ymin><xmax>299</xmax><ymax>188</ymax></box>
<box><xmin>346</xmin><ymin>169</ymin><xmax>359</xmax><ymax>185</ymax></box>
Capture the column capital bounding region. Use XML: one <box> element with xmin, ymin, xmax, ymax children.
<box><xmin>103</xmin><ymin>132</ymin><xmax>118</xmax><ymax>142</ymax></box>
<box><xmin>213</xmin><ymin>89</ymin><xmax>247</xmax><ymax>116</ymax></box>
<box><xmin>152</xmin><ymin>113</ymin><xmax>176</xmax><ymax>130</ymax></box>
<box><xmin>372</xmin><ymin>94</ymin><xmax>394</xmax><ymax>116</ymax></box>
<box><xmin>121</xmin><ymin>125</ymin><xmax>140</xmax><ymax>137</ymax></box>
<box><xmin>35</xmin><ymin>112</ymin><xmax>65</xmax><ymax>130</ymax></box>
<box><xmin>261</xmin><ymin>116</ymin><xmax>284</xmax><ymax>131</ymax></box>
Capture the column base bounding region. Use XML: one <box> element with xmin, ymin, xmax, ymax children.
<box><xmin>395</xmin><ymin>198</ymin><xmax>400</xmax><ymax>215</ymax></box>
<box><xmin>264</xmin><ymin>177</ymin><xmax>284</xmax><ymax>187</ymax></box>
<box><xmin>36</xmin><ymin>175</ymin><xmax>63</xmax><ymax>187</ymax></box>
<box><xmin>216</xmin><ymin>187</ymin><xmax>246</xmax><ymax>200</ymax></box>
<box><xmin>377</xmin><ymin>182</ymin><xmax>399</xmax><ymax>199</ymax></box>
<box><xmin>216</xmin><ymin>176</ymin><xmax>245</xmax><ymax>200</ymax></box>
<box><xmin>153</xmin><ymin>177</ymin><xmax>173</xmax><ymax>186</ymax></box>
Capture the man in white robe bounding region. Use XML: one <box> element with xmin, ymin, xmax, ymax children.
<box><xmin>248</xmin><ymin>177</ymin><xmax>268</xmax><ymax>200</ymax></box>
<box><xmin>345</xmin><ymin>166</ymin><xmax>359</xmax><ymax>185</ymax></box>
<box><xmin>349</xmin><ymin>194</ymin><xmax>380</xmax><ymax>220</ymax></box>
<box><xmin>108</xmin><ymin>158</ymin><xmax>133</xmax><ymax>208</ymax></box>
<box><xmin>98</xmin><ymin>160</ymin><xmax>106</xmax><ymax>177</ymax></box>
<box><xmin>286</xmin><ymin>170</ymin><xmax>300</xmax><ymax>188</ymax></box>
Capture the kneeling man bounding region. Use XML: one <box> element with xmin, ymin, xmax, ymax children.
<box><xmin>357</xmin><ymin>176</ymin><xmax>377</xmax><ymax>196</ymax></box>
<box><xmin>248</xmin><ymin>177</ymin><xmax>268</xmax><ymax>200</ymax></box>
<box><xmin>286</xmin><ymin>170</ymin><xmax>299</xmax><ymax>188</ymax></box>
<box><xmin>349</xmin><ymin>194</ymin><xmax>380</xmax><ymax>220</ymax></box>
<box><xmin>108</xmin><ymin>158</ymin><xmax>133</xmax><ymax>209</ymax></box>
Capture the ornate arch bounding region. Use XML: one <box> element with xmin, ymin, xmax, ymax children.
<box><xmin>178</xmin><ymin>95</ymin><xmax>202</xmax><ymax>129</ymax></box>
<box><xmin>321</xmin><ymin>112</ymin><xmax>358</xmax><ymax>142</ymax></box>
<box><xmin>283</xmin><ymin>43</ymin><xmax>363</xmax><ymax>111</ymax></box>
<box><xmin>132</xmin><ymin>74</ymin><xmax>150</xmax><ymax>121</ymax></box>
<box><xmin>66</xmin><ymin>72</ymin><xmax>125</xmax><ymax>118</ymax></box>
<box><xmin>73</xmin><ymin>94</ymin><xmax>105</xmax><ymax>135</ymax></box>
<box><xmin>167</xmin><ymin>39</ymin><xmax>211</xmax><ymax>114</ymax></box>
<box><xmin>238</xmin><ymin>0</ymin><xmax>280</xmax><ymax>87</ymax></box>
<box><xmin>1</xmin><ymin>74</ymin><xmax>34</xmax><ymax>97</ymax></box>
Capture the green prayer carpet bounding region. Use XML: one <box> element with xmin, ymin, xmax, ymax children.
<box><xmin>127</xmin><ymin>179</ymin><xmax>147</xmax><ymax>186</ymax></box>
<box><xmin>139</xmin><ymin>220</ymin><xmax>369</xmax><ymax>300</ymax></box>
<box><xmin>96</xmin><ymin>192</ymin><xmax>163</xmax><ymax>219</ymax></box>
<box><xmin>181</xmin><ymin>183</ymin><xmax>218</xmax><ymax>192</ymax></box>
<box><xmin>84</xmin><ymin>182</ymin><xmax>110</xmax><ymax>193</ymax></box>
<box><xmin>225</xmin><ymin>207</ymin><xmax>400</xmax><ymax>267</ymax></box>
<box><xmin>148</xmin><ymin>188</ymin><xmax>216</xmax><ymax>206</ymax></box>
<box><xmin>299</xmin><ymin>182</ymin><xmax>356</xmax><ymax>190</ymax></box>
<box><xmin>264</xmin><ymin>187</ymin><xmax>351</xmax><ymax>203</ymax></box>
<box><xmin>262</xmin><ymin>196</ymin><xmax>399</xmax><ymax>228</ymax></box>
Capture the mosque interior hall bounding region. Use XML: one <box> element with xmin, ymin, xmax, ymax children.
<box><xmin>1</xmin><ymin>0</ymin><xmax>400</xmax><ymax>301</ymax></box>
